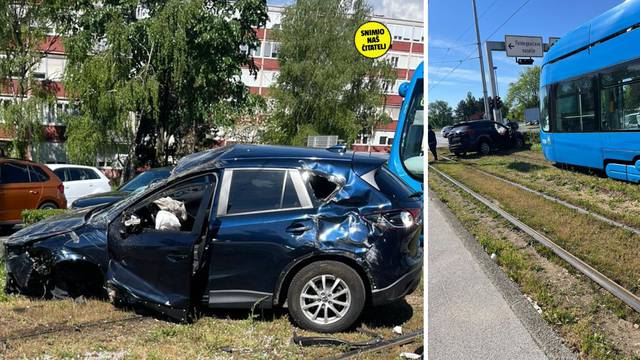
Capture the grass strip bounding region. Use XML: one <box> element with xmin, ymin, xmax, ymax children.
<box><xmin>433</xmin><ymin>162</ymin><xmax>640</xmax><ymax>297</ymax></box>
<box><xmin>429</xmin><ymin>172</ymin><xmax>632</xmax><ymax>360</ymax></box>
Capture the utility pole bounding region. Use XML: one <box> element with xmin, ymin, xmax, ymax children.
<box><xmin>472</xmin><ymin>0</ymin><xmax>490</xmax><ymax>120</ymax></box>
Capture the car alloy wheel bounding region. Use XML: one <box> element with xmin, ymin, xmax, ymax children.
<box><xmin>288</xmin><ymin>260</ymin><xmax>365</xmax><ymax>332</ymax></box>
<box><xmin>479</xmin><ymin>141</ymin><xmax>491</xmax><ymax>155</ymax></box>
<box><xmin>39</xmin><ymin>202</ymin><xmax>58</xmax><ymax>210</ymax></box>
<box><xmin>300</xmin><ymin>274</ymin><xmax>351</xmax><ymax>325</ymax></box>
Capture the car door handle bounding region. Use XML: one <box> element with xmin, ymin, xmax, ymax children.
<box><xmin>286</xmin><ymin>224</ymin><xmax>311</xmax><ymax>234</ymax></box>
<box><xmin>167</xmin><ymin>253</ymin><xmax>188</xmax><ymax>262</ymax></box>
<box><xmin>29</xmin><ymin>190</ymin><xmax>39</xmax><ymax>195</ymax></box>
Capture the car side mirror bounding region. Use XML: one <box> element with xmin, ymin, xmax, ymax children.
<box><xmin>122</xmin><ymin>213</ymin><xmax>142</xmax><ymax>235</ymax></box>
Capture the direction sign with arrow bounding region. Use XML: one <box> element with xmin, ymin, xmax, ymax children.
<box><xmin>504</xmin><ymin>35</ymin><xmax>543</xmax><ymax>58</ymax></box>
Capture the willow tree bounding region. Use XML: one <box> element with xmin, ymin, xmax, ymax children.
<box><xmin>0</xmin><ymin>1</ymin><xmax>68</xmax><ymax>159</ymax></box>
<box><xmin>265</xmin><ymin>0</ymin><xmax>396</xmax><ymax>146</ymax></box>
<box><xmin>63</xmin><ymin>0</ymin><xmax>267</xmax><ymax>178</ymax></box>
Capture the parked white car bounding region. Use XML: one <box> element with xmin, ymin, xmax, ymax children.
<box><xmin>46</xmin><ymin>164</ymin><xmax>111</xmax><ymax>206</ymax></box>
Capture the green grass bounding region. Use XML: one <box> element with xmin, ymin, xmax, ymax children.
<box><xmin>429</xmin><ymin>172</ymin><xmax>631</xmax><ymax>359</ymax></box>
<box><xmin>433</xmin><ymin>162</ymin><xmax>640</xmax><ymax>296</ymax></box>
<box><xmin>0</xmin><ymin>259</ymin><xmax>7</xmax><ymax>302</ymax></box>
<box><xmin>443</xmin><ymin>150</ymin><xmax>640</xmax><ymax>230</ymax></box>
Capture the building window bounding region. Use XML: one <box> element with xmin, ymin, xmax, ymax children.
<box><xmin>387</xmin><ymin>137</ymin><xmax>394</xmax><ymax>145</ymax></box>
<box><xmin>379</xmin><ymin>136</ymin><xmax>387</xmax><ymax>145</ymax></box>
<box><xmin>390</xmin><ymin>56</ymin><xmax>399</xmax><ymax>68</ymax></box>
<box><xmin>263</xmin><ymin>41</ymin><xmax>280</xmax><ymax>58</ymax></box>
<box><xmin>250</xmin><ymin>41</ymin><xmax>262</xmax><ymax>57</ymax></box>
<box><xmin>412</xmin><ymin>27</ymin><xmax>423</xmax><ymax>42</ymax></box>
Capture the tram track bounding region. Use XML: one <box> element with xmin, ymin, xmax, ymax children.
<box><xmin>429</xmin><ymin>164</ymin><xmax>640</xmax><ymax>314</ymax></box>
<box><xmin>0</xmin><ymin>314</ymin><xmax>148</xmax><ymax>345</ymax></box>
<box><xmin>439</xmin><ymin>155</ymin><xmax>640</xmax><ymax>236</ymax></box>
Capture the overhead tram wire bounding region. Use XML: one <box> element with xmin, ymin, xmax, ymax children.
<box><xmin>444</xmin><ymin>0</ymin><xmax>502</xmax><ymax>53</ymax></box>
<box><xmin>429</xmin><ymin>56</ymin><xmax>479</xmax><ymax>65</ymax></box>
<box><xmin>484</xmin><ymin>0</ymin><xmax>533</xmax><ymax>40</ymax></box>
<box><xmin>429</xmin><ymin>0</ymin><xmax>533</xmax><ymax>92</ymax></box>
<box><xmin>428</xmin><ymin>49</ymin><xmax>478</xmax><ymax>92</ymax></box>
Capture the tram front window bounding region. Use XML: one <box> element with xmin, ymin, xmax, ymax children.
<box><xmin>400</xmin><ymin>79</ymin><xmax>424</xmax><ymax>180</ymax></box>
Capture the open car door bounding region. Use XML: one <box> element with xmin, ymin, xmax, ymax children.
<box><xmin>106</xmin><ymin>173</ymin><xmax>216</xmax><ymax>321</ymax></box>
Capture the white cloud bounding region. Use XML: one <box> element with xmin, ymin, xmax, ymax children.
<box><xmin>370</xmin><ymin>0</ymin><xmax>424</xmax><ymax>21</ymax></box>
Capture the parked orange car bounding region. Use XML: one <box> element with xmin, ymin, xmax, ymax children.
<box><xmin>0</xmin><ymin>159</ymin><xmax>67</xmax><ymax>229</ymax></box>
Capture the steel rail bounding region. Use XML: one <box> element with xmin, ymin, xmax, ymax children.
<box><xmin>0</xmin><ymin>315</ymin><xmax>147</xmax><ymax>344</ymax></box>
<box><xmin>430</xmin><ymin>165</ymin><xmax>640</xmax><ymax>314</ymax></box>
<box><xmin>323</xmin><ymin>328</ymin><xmax>423</xmax><ymax>360</ymax></box>
<box><xmin>440</xmin><ymin>156</ymin><xmax>640</xmax><ymax>235</ymax></box>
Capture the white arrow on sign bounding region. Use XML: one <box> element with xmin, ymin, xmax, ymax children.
<box><xmin>504</xmin><ymin>35</ymin><xmax>543</xmax><ymax>58</ymax></box>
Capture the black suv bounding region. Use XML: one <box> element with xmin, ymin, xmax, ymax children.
<box><xmin>447</xmin><ymin>120</ymin><xmax>524</xmax><ymax>156</ymax></box>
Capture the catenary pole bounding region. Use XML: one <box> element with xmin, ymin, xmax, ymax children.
<box><xmin>472</xmin><ymin>0</ymin><xmax>490</xmax><ymax>119</ymax></box>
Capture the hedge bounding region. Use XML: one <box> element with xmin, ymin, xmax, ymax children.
<box><xmin>21</xmin><ymin>209</ymin><xmax>67</xmax><ymax>225</ymax></box>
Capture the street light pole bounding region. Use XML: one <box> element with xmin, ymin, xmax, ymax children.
<box><xmin>472</xmin><ymin>0</ymin><xmax>490</xmax><ymax>120</ymax></box>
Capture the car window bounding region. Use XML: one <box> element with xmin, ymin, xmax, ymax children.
<box><xmin>29</xmin><ymin>166</ymin><xmax>50</xmax><ymax>182</ymax></box>
<box><xmin>68</xmin><ymin>168</ymin><xmax>91</xmax><ymax>181</ymax></box>
<box><xmin>81</xmin><ymin>169</ymin><xmax>100</xmax><ymax>180</ymax></box>
<box><xmin>281</xmin><ymin>171</ymin><xmax>301</xmax><ymax>208</ymax></box>
<box><xmin>223</xmin><ymin>169</ymin><xmax>310</xmax><ymax>215</ymax></box>
<box><xmin>226</xmin><ymin>170</ymin><xmax>286</xmax><ymax>214</ymax></box>
<box><xmin>307</xmin><ymin>173</ymin><xmax>338</xmax><ymax>201</ymax></box>
<box><xmin>53</xmin><ymin>168</ymin><xmax>68</xmax><ymax>182</ymax></box>
<box><xmin>120</xmin><ymin>169</ymin><xmax>171</xmax><ymax>193</ymax></box>
<box><xmin>1</xmin><ymin>163</ymin><xmax>30</xmax><ymax>184</ymax></box>
<box><xmin>129</xmin><ymin>175</ymin><xmax>215</xmax><ymax>233</ymax></box>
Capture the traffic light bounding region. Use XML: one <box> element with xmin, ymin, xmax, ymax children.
<box><xmin>495</xmin><ymin>96</ymin><xmax>503</xmax><ymax>109</ymax></box>
<box><xmin>516</xmin><ymin>58</ymin><xmax>534</xmax><ymax>65</ymax></box>
<box><xmin>488</xmin><ymin>96</ymin><xmax>494</xmax><ymax>110</ymax></box>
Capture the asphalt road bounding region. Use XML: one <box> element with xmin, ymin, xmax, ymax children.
<box><xmin>428</xmin><ymin>195</ymin><xmax>574</xmax><ymax>359</ymax></box>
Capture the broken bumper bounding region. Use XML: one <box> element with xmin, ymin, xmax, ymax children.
<box><xmin>371</xmin><ymin>264</ymin><xmax>422</xmax><ymax>306</ymax></box>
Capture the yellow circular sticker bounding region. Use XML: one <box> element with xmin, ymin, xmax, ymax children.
<box><xmin>354</xmin><ymin>21</ymin><xmax>391</xmax><ymax>59</ymax></box>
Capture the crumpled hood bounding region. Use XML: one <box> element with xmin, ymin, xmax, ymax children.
<box><xmin>6</xmin><ymin>208</ymin><xmax>91</xmax><ymax>246</ymax></box>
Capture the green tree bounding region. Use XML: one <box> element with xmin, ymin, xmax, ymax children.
<box><xmin>428</xmin><ymin>100</ymin><xmax>453</xmax><ymax>128</ymax></box>
<box><xmin>63</xmin><ymin>0</ymin><xmax>267</xmax><ymax>179</ymax></box>
<box><xmin>505</xmin><ymin>66</ymin><xmax>540</xmax><ymax>120</ymax></box>
<box><xmin>265</xmin><ymin>0</ymin><xmax>396</xmax><ymax>146</ymax></box>
<box><xmin>0</xmin><ymin>1</ymin><xmax>68</xmax><ymax>159</ymax></box>
<box><xmin>454</xmin><ymin>92</ymin><xmax>484</xmax><ymax>121</ymax></box>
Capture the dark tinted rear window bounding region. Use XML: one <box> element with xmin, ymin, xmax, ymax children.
<box><xmin>1</xmin><ymin>163</ymin><xmax>30</xmax><ymax>184</ymax></box>
<box><xmin>29</xmin><ymin>166</ymin><xmax>49</xmax><ymax>182</ymax></box>
<box><xmin>227</xmin><ymin>170</ymin><xmax>285</xmax><ymax>214</ymax></box>
<box><xmin>53</xmin><ymin>168</ymin><xmax>67</xmax><ymax>181</ymax></box>
<box><xmin>374</xmin><ymin>165</ymin><xmax>416</xmax><ymax>200</ymax></box>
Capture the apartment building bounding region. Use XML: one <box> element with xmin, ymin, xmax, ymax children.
<box><xmin>0</xmin><ymin>5</ymin><xmax>423</xmax><ymax>160</ymax></box>
<box><xmin>242</xmin><ymin>5</ymin><xmax>424</xmax><ymax>152</ymax></box>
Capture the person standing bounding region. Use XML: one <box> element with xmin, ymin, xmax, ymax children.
<box><xmin>428</xmin><ymin>124</ymin><xmax>437</xmax><ymax>161</ymax></box>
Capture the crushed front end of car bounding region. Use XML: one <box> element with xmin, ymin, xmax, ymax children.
<box><xmin>4</xmin><ymin>208</ymin><xmax>109</xmax><ymax>299</ymax></box>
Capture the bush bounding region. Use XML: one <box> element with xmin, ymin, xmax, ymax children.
<box><xmin>21</xmin><ymin>209</ymin><xmax>67</xmax><ymax>225</ymax></box>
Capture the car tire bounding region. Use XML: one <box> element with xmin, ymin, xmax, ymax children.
<box><xmin>287</xmin><ymin>261</ymin><xmax>366</xmax><ymax>333</ymax></box>
<box><xmin>479</xmin><ymin>141</ymin><xmax>491</xmax><ymax>156</ymax></box>
<box><xmin>39</xmin><ymin>202</ymin><xmax>58</xmax><ymax>210</ymax></box>
<box><xmin>514</xmin><ymin>137</ymin><xmax>524</xmax><ymax>149</ymax></box>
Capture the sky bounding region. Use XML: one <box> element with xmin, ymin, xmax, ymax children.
<box><xmin>428</xmin><ymin>0</ymin><xmax>624</xmax><ymax>106</ymax></box>
<box><xmin>268</xmin><ymin>0</ymin><xmax>424</xmax><ymax>21</ymax></box>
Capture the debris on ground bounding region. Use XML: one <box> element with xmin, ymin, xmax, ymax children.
<box><xmin>393</xmin><ymin>326</ymin><xmax>403</xmax><ymax>335</ymax></box>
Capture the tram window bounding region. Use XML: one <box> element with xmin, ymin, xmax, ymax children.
<box><xmin>554</xmin><ymin>78</ymin><xmax>596</xmax><ymax>132</ymax></box>
<box><xmin>601</xmin><ymin>82</ymin><xmax>640</xmax><ymax>131</ymax></box>
<box><xmin>540</xmin><ymin>86</ymin><xmax>549</xmax><ymax>131</ymax></box>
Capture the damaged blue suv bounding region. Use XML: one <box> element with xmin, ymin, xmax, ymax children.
<box><xmin>4</xmin><ymin>145</ymin><xmax>423</xmax><ymax>333</ymax></box>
